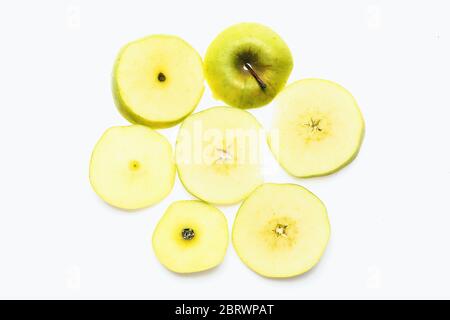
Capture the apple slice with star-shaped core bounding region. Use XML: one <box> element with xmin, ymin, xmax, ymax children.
<box><xmin>113</xmin><ymin>35</ymin><xmax>204</xmax><ymax>128</ymax></box>
<box><xmin>175</xmin><ymin>106</ymin><xmax>263</xmax><ymax>204</ymax></box>
<box><xmin>89</xmin><ymin>125</ymin><xmax>175</xmax><ymax>210</ymax></box>
<box><xmin>268</xmin><ymin>79</ymin><xmax>365</xmax><ymax>177</ymax></box>
<box><xmin>152</xmin><ymin>200</ymin><xmax>228</xmax><ymax>273</ymax></box>
<box><xmin>232</xmin><ymin>183</ymin><xmax>330</xmax><ymax>278</ymax></box>
<box><xmin>204</xmin><ymin>23</ymin><xmax>293</xmax><ymax>109</ymax></box>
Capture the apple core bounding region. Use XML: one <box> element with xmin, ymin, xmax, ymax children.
<box><xmin>157</xmin><ymin>72</ymin><xmax>166</xmax><ymax>82</ymax></box>
<box><xmin>129</xmin><ymin>160</ymin><xmax>141</xmax><ymax>171</ymax></box>
<box><xmin>181</xmin><ymin>228</ymin><xmax>195</xmax><ymax>240</ymax></box>
<box><xmin>304</xmin><ymin>118</ymin><xmax>322</xmax><ymax>132</ymax></box>
<box><xmin>263</xmin><ymin>216</ymin><xmax>299</xmax><ymax>249</ymax></box>
<box><xmin>274</xmin><ymin>224</ymin><xmax>288</xmax><ymax>237</ymax></box>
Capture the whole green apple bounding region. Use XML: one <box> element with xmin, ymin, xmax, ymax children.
<box><xmin>204</xmin><ymin>23</ymin><xmax>293</xmax><ymax>109</ymax></box>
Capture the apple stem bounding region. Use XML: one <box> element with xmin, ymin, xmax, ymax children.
<box><xmin>244</xmin><ymin>63</ymin><xmax>267</xmax><ymax>90</ymax></box>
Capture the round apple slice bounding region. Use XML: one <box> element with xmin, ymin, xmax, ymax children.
<box><xmin>152</xmin><ymin>200</ymin><xmax>228</xmax><ymax>273</ymax></box>
<box><xmin>232</xmin><ymin>183</ymin><xmax>330</xmax><ymax>278</ymax></box>
<box><xmin>204</xmin><ymin>23</ymin><xmax>293</xmax><ymax>109</ymax></box>
<box><xmin>269</xmin><ymin>79</ymin><xmax>365</xmax><ymax>177</ymax></box>
<box><xmin>175</xmin><ymin>107</ymin><xmax>263</xmax><ymax>205</ymax></box>
<box><xmin>113</xmin><ymin>35</ymin><xmax>204</xmax><ymax>128</ymax></box>
<box><xmin>89</xmin><ymin>125</ymin><xmax>175</xmax><ymax>210</ymax></box>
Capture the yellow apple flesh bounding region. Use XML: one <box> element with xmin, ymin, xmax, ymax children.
<box><xmin>268</xmin><ymin>79</ymin><xmax>365</xmax><ymax>177</ymax></box>
<box><xmin>175</xmin><ymin>106</ymin><xmax>263</xmax><ymax>205</ymax></box>
<box><xmin>89</xmin><ymin>125</ymin><xmax>175</xmax><ymax>210</ymax></box>
<box><xmin>152</xmin><ymin>200</ymin><xmax>228</xmax><ymax>273</ymax></box>
<box><xmin>113</xmin><ymin>35</ymin><xmax>204</xmax><ymax>128</ymax></box>
<box><xmin>232</xmin><ymin>183</ymin><xmax>330</xmax><ymax>278</ymax></box>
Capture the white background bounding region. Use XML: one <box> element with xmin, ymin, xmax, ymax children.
<box><xmin>0</xmin><ymin>0</ymin><xmax>449</xmax><ymax>299</ymax></box>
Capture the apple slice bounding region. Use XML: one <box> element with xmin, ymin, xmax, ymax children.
<box><xmin>175</xmin><ymin>106</ymin><xmax>263</xmax><ymax>204</ymax></box>
<box><xmin>152</xmin><ymin>200</ymin><xmax>228</xmax><ymax>273</ymax></box>
<box><xmin>89</xmin><ymin>125</ymin><xmax>175</xmax><ymax>210</ymax></box>
<box><xmin>232</xmin><ymin>183</ymin><xmax>330</xmax><ymax>278</ymax></box>
<box><xmin>268</xmin><ymin>79</ymin><xmax>365</xmax><ymax>177</ymax></box>
<box><xmin>113</xmin><ymin>35</ymin><xmax>204</xmax><ymax>128</ymax></box>
<box><xmin>204</xmin><ymin>23</ymin><xmax>293</xmax><ymax>109</ymax></box>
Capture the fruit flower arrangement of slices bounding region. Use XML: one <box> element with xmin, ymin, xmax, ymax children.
<box><xmin>89</xmin><ymin>23</ymin><xmax>365</xmax><ymax>278</ymax></box>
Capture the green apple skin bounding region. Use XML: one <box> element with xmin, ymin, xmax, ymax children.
<box><xmin>112</xmin><ymin>79</ymin><xmax>186</xmax><ymax>130</ymax></box>
<box><xmin>268</xmin><ymin>132</ymin><xmax>366</xmax><ymax>178</ymax></box>
<box><xmin>204</xmin><ymin>23</ymin><xmax>293</xmax><ymax>109</ymax></box>
<box><xmin>267</xmin><ymin>123</ymin><xmax>366</xmax><ymax>179</ymax></box>
<box><xmin>112</xmin><ymin>74</ymin><xmax>193</xmax><ymax>129</ymax></box>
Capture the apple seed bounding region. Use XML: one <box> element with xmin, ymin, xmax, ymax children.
<box><xmin>157</xmin><ymin>72</ymin><xmax>166</xmax><ymax>82</ymax></box>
